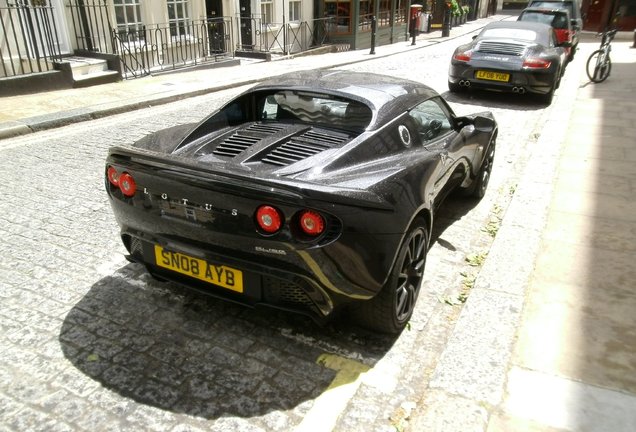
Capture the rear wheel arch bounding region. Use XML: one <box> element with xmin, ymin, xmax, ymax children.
<box><xmin>352</xmin><ymin>215</ymin><xmax>429</xmax><ymax>334</ymax></box>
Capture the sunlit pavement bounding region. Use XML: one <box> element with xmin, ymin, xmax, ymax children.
<box><xmin>408</xmin><ymin>33</ymin><xmax>636</xmax><ymax>431</ymax></box>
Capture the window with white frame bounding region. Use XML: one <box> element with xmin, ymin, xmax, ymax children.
<box><xmin>289</xmin><ymin>0</ymin><xmax>301</xmax><ymax>21</ymax></box>
<box><xmin>113</xmin><ymin>0</ymin><xmax>143</xmax><ymax>41</ymax></box>
<box><xmin>261</xmin><ymin>0</ymin><xmax>273</xmax><ymax>24</ymax></box>
<box><xmin>167</xmin><ymin>0</ymin><xmax>190</xmax><ymax>37</ymax></box>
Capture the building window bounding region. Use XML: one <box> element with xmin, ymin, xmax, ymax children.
<box><xmin>394</xmin><ymin>0</ymin><xmax>407</xmax><ymax>25</ymax></box>
<box><xmin>114</xmin><ymin>0</ymin><xmax>143</xmax><ymax>40</ymax></box>
<box><xmin>325</xmin><ymin>0</ymin><xmax>351</xmax><ymax>34</ymax></box>
<box><xmin>261</xmin><ymin>0</ymin><xmax>273</xmax><ymax>24</ymax></box>
<box><xmin>167</xmin><ymin>0</ymin><xmax>190</xmax><ymax>37</ymax></box>
<box><xmin>359</xmin><ymin>0</ymin><xmax>373</xmax><ymax>31</ymax></box>
<box><xmin>378</xmin><ymin>0</ymin><xmax>391</xmax><ymax>27</ymax></box>
<box><xmin>289</xmin><ymin>0</ymin><xmax>301</xmax><ymax>21</ymax></box>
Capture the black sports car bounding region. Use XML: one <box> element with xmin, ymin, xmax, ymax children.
<box><xmin>448</xmin><ymin>21</ymin><xmax>570</xmax><ymax>103</ymax></box>
<box><xmin>105</xmin><ymin>70</ymin><xmax>497</xmax><ymax>334</ymax></box>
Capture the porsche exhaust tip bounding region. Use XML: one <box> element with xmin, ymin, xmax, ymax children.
<box><xmin>459</xmin><ymin>80</ymin><xmax>471</xmax><ymax>87</ymax></box>
<box><xmin>512</xmin><ymin>86</ymin><xmax>526</xmax><ymax>94</ymax></box>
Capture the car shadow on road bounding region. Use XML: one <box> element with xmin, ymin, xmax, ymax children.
<box><xmin>58</xmin><ymin>264</ymin><xmax>395</xmax><ymax>420</ymax></box>
<box><xmin>429</xmin><ymin>192</ymin><xmax>481</xmax><ymax>247</ymax></box>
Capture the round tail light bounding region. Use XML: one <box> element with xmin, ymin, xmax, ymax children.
<box><xmin>118</xmin><ymin>172</ymin><xmax>137</xmax><ymax>197</ymax></box>
<box><xmin>107</xmin><ymin>166</ymin><xmax>119</xmax><ymax>186</ymax></box>
<box><xmin>256</xmin><ymin>205</ymin><xmax>283</xmax><ymax>234</ymax></box>
<box><xmin>299</xmin><ymin>210</ymin><xmax>325</xmax><ymax>236</ymax></box>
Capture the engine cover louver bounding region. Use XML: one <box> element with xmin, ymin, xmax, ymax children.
<box><xmin>213</xmin><ymin>123</ymin><xmax>285</xmax><ymax>157</ymax></box>
<box><xmin>477</xmin><ymin>41</ymin><xmax>526</xmax><ymax>56</ymax></box>
<box><xmin>262</xmin><ymin>129</ymin><xmax>351</xmax><ymax>167</ymax></box>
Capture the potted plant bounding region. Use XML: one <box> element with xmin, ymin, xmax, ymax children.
<box><xmin>462</xmin><ymin>5</ymin><xmax>470</xmax><ymax>24</ymax></box>
<box><xmin>450</xmin><ymin>0</ymin><xmax>461</xmax><ymax>26</ymax></box>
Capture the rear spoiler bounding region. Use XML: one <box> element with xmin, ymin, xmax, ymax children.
<box><xmin>107</xmin><ymin>146</ymin><xmax>394</xmax><ymax>211</ymax></box>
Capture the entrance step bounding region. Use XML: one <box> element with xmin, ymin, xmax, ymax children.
<box><xmin>57</xmin><ymin>56</ymin><xmax>121</xmax><ymax>88</ymax></box>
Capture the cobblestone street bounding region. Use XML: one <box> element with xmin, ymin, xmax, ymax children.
<box><xmin>0</xmin><ymin>31</ymin><xmax>575</xmax><ymax>431</ymax></box>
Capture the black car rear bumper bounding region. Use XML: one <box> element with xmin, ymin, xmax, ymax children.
<box><xmin>449</xmin><ymin>64</ymin><xmax>557</xmax><ymax>95</ymax></box>
<box><xmin>123</xmin><ymin>231</ymin><xmax>347</xmax><ymax>321</ymax></box>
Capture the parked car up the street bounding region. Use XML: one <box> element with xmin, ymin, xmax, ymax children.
<box><xmin>448</xmin><ymin>21</ymin><xmax>570</xmax><ymax>104</ymax></box>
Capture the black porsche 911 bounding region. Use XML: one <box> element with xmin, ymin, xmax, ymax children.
<box><xmin>448</xmin><ymin>21</ymin><xmax>570</xmax><ymax>103</ymax></box>
<box><xmin>105</xmin><ymin>70</ymin><xmax>497</xmax><ymax>334</ymax></box>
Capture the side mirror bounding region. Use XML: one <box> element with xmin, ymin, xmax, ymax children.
<box><xmin>473</xmin><ymin>116</ymin><xmax>495</xmax><ymax>133</ymax></box>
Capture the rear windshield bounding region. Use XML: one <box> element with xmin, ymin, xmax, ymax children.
<box><xmin>521</xmin><ymin>12</ymin><xmax>569</xmax><ymax>28</ymax></box>
<box><xmin>259</xmin><ymin>90</ymin><xmax>372</xmax><ymax>131</ymax></box>
<box><xmin>530</xmin><ymin>1</ymin><xmax>576</xmax><ymax>18</ymax></box>
<box><xmin>185</xmin><ymin>90</ymin><xmax>372</xmax><ymax>143</ymax></box>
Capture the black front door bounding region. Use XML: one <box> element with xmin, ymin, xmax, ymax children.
<box><xmin>239</xmin><ymin>0</ymin><xmax>253</xmax><ymax>49</ymax></box>
<box><xmin>205</xmin><ymin>0</ymin><xmax>225</xmax><ymax>52</ymax></box>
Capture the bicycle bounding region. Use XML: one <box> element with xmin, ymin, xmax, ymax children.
<box><xmin>586</xmin><ymin>28</ymin><xmax>617</xmax><ymax>83</ymax></box>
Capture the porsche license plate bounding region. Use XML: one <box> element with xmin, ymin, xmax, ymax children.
<box><xmin>475</xmin><ymin>70</ymin><xmax>510</xmax><ymax>82</ymax></box>
<box><xmin>154</xmin><ymin>245</ymin><xmax>243</xmax><ymax>293</ymax></box>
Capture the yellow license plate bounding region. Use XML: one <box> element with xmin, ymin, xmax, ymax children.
<box><xmin>475</xmin><ymin>70</ymin><xmax>510</xmax><ymax>82</ymax></box>
<box><xmin>154</xmin><ymin>245</ymin><xmax>243</xmax><ymax>293</ymax></box>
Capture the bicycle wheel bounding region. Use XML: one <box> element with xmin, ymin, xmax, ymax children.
<box><xmin>586</xmin><ymin>50</ymin><xmax>612</xmax><ymax>83</ymax></box>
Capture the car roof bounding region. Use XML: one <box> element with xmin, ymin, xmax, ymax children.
<box><xmin>481</xmin><ymin>21</ymin><xmax>552</xmax><ymax>34</ymax></box>
<box><xmin>528</xmin><ymin>0</ymin><xmax>582</xmax><ymax>19</ymax></box>
<box><xmin>252</xmin><ymin>70</ymin><xmax>440</xmax><ymax>129</ymax></box>
<box><xmin>482</xmin><ymin>20</ymin><xmax>554</xmax><ymax>33</ymax></box>
<box><xmin>521</xmin><ymin>7</ymin><xmax>571</xmax><ymax>16</ymax></box>
<box><xmin>529</xmin><ymin>0</ymin><xmax>577</xmax><ymax>4</ymax></box>
<box><xmin>480</xmin><ymin>21</ymin><xmax>554</xmax><ymax>45</ymax></box>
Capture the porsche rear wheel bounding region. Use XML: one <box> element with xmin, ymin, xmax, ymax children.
<box><xmin>448</xmin><ymin>80</ymin><xmax>464</xmax><ymax>93</ymax></box>
<box><xmin>353</xmin><ymin>219</ymin><xmax>428</xmax><ymax>334</ymax></box>
<box><xmin>465</xmin><ymin>138</ymin><xmax>496</xmax><ymax>199</ymax></box>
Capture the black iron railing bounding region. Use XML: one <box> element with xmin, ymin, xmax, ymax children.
<box><xmin>1</xmin><ymin>0</ymin><xmax>63</xmax><ymax>77</ymax></box>
<box><xmin>236</xmin><ymin>16</ymin><xmax>333</xmax><ymax>54</ymax></box>
<box><xmin>66</xmin><ymin>0</ymin><xmax>113</xmax><ymax>54</ymax></box>
<box><xmin>112</xmin><ymin>17</ymin><xmax>233</xmax><ymax>78</ymax></box>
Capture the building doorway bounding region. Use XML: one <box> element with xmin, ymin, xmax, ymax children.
<box><xmin>205</xmin><ymin>0</ymin><xmax>226</xmax><ymax>52</ymax></box>
<box><xmin>238</xmin><ymin>0</ymin><xmax>253</xmax><ymax>49</ymax></box>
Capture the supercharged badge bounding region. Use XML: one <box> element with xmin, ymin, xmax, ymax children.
<box><xmin>255</xmin><ymin>246</ymin><xmax>287</xmax><ymax>255</ymax></box>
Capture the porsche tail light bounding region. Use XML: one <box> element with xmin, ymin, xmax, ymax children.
<box><xmin>522</xmin><ymin>58</ymin><xmax>552</xmax><ymax>69</ymax></box>
<box><xmin>298</xmin><ymin>210</ymin><xmax>325</xmax><ymax>236</ymax></box>
<box><xmin>118</xmin><ymin>172</ymin><xmax>137</xmax><ymax>197</ymax></box>
<box><xmin>107</xmin><ymin>166</ymin><xmax>119</xmax><ymax>186</ymax></box>
<box><xmin>256</xmin><ymin>205</ymin><xmax>283</xmax><ymax>234</ymax></box>
<box><xmin>453</xmin><ymin>50</ymin><xmax>472</xmax><ymax>62</ymax></box>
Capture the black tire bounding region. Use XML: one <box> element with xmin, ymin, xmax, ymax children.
<box><xmin>538</xmin><ymin>83</ymin><xmax>555</xmax><ymax>104</ymax></box>
<box><xmin>448</xmin><ymin>80</ymin><xmax>463</xmax><ymax>93</ymax></box>
<box><xmin>353</xmin><ymin>219</ymin><xmax>428</xmax><ymax>334</ymax></box>
<box><xmin>567</xmin><ymin>44</ymin><xmax>576</xmax><ymax>62</ymax></box>
<box><xmin>586</xmin><ymin>49</ymin><xmax>611</xmax><ymax>83</ymax></box>
<box><xmin>465</xmin><ymin>137</ymin><xmax>496</xmax><ymax>199</ymax></box>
